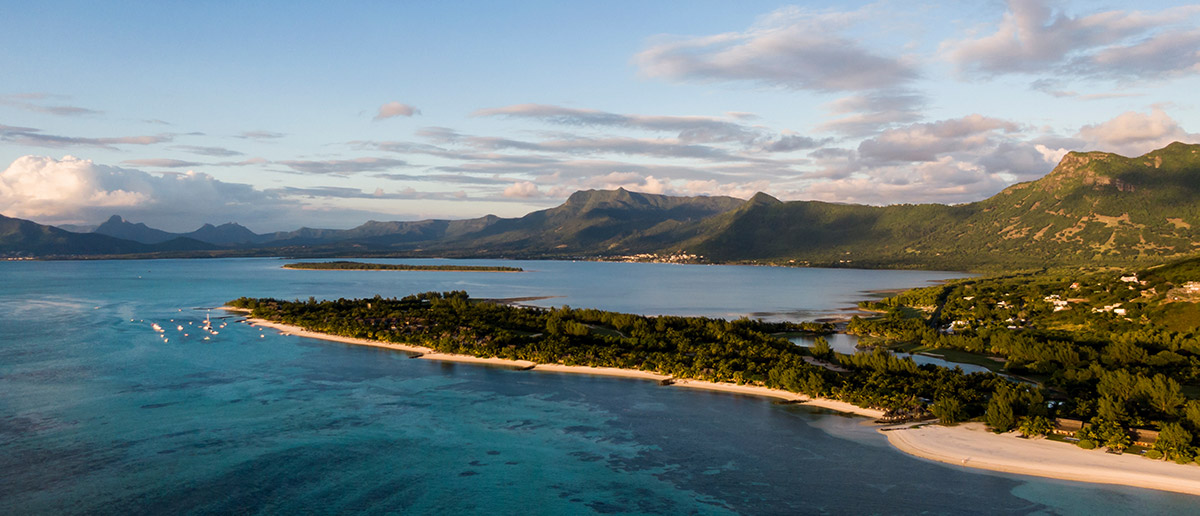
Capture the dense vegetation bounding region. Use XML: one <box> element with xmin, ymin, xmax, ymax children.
<box><xmin>228</xmin><ymin>292</ymin><xmax>1014</xmax><ymax>419</ymax></box>
<box><xmin>853</xmin><ymin>255</ymin><xmax>1200</xmax><ymax>461</ymax></box>
<box><xmin>283</xmin><ymin>261</ymin><xmax>523</xmax><ymax>272</ymax></box>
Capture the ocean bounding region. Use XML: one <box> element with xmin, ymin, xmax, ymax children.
<box><xmin>1</xmin><ymin>258</ymin><xmax>1194</xmax><ymax>514</ymax></box>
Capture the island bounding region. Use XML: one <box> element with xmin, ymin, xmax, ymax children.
<box><xmin>282</xmin><ymin>261</ymin><xmax>523</xmax><ymax>272</ymax></box>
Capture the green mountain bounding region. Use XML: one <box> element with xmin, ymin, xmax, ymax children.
<box><xmin>182</xmin><ymin>222</ymin><xmax>267</xmax><ymax>246</ymax></box>
<box><xmin>430</xmin><ymin>188</ymin><xmax>745</xmax><ymax>255</ymax></box>
<box><xmin>671</xmin><ymin>142</ymin><xmax>1200</xmax><ymax>269</ymax></box>
<box><xmin>945</xmin><ymin>142</ymin><xmax>1200</xmax><ymax>263</ymax></box>
<box><xmin>1</xmin><ymin>214</ymin><xmax>214</xmax><ymax>257</ymax></box>
<box><xmin>5</xmin><ymin>142</ymin><xmax>1199</xmax><ymax>268</ymax></box>
<box><xmin>94</xmin><ymin>215</ymin><xmax>179</xmax><ymax>244</ymax></box>
<box><xmin>96</xmin><ymin>215</ymin><xmax>268</xmax><ymax>246</ymax></box>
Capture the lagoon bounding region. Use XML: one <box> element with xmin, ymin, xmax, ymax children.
<box><xmin>1</xmin><ymin>258</ymin><xmax>1194</xmax><ymax>514</ymax></box>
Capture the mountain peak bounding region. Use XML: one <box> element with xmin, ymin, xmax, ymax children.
<box><xmin>747</xmin><ymin>192</ymin><xmax>781</xmax><ymax>205</ymax></box>
<box><xmin>94</xmin><ymin>215</ymin><xmax>178</xmax><ymax>244</ymax></box>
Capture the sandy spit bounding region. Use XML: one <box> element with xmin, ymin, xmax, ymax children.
<box><xmin>885</xmin><ymin>422</ymin><xmax>1200</xmax><ymax>497</ymax></box>
<box><xmin>221</xmin><ymin>307</ymin><xmax>878</xmax><ymax>417</ymax></box>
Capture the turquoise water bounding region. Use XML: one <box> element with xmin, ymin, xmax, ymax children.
<box><xmin>1</xmin><ymin>258</ymin><xmax>1195</xmax><ymax>514</ymax></box>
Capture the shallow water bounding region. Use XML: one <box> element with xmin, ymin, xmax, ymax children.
<box><xmin>1</xmin><ymin>258</ymin><xmax>1194</xmax><ymax>514</ymax></box>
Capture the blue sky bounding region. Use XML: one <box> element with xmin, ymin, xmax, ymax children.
<box><xmin>2</xmin><ymin>0</ymin><xmax>1198</xmax><ymax>231</ymax></box>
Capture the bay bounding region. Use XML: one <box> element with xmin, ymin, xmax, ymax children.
<box><xmin>1</xmin><ymin>258</ymin><xmax>1194</xmax><ymax>514</ymax></box>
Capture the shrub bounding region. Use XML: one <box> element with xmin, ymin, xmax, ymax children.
<box><xmin>1145</xmin><ymin>450</ymin><xmax>1164</xmax><ymax>460</ymax></box>
<box><xmin>1077</xmin><ymin>439</ymin><xmax>1096</xmax><ymax>450</ymax></box>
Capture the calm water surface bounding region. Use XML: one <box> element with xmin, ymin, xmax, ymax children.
<box><xmin>1</xmin><ymin>258</ymin><xmax>1194</xmax><ymax>514</ymax></box>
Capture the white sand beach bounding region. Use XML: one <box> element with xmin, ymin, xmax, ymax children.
<box><xmin>672</xmin><ymin>379</ymin><xmax>885</xmax><ymax>418</ymax></box>
<box><xmin>885</xmin><ymin>422</ymin><xmax>1200</xmax><ymax>496</ymax></box>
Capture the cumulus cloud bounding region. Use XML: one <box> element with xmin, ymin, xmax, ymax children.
<box><xmin>0</xmin><ymin>155</ymin><xmax>298</xmax><ymax>231</ymax></box>
<box><xmin>633</xmin><ymin>5</ymin><xmax>917</xmax><ymax>91</ymax></box>
<box><xmin>503</xmin><ymin>181</ymin><xmax>542</xmax><ymax>198</ymax></box>
<box><xmin>800</xmin><ymin>156</ymin><xmax>1018</xmax><ymax>205</ymax></box>
<box><xmin>278</xmin><ymin>157</ymin><xmax>410</xmax><ymax>174</ymax></box>
<box><xmin>374</xmin><ymin>101</ymin><xmax>420</xmax><ymax>120</ymax></box>
<box><xmin>943</xmin><ymin>0</ymin><xmax>1200</xmax><ymax>80</ymax></box>
<box><xmin>569</xmin><ymin>172</ymin><xmax>772</xmax><ymax>200</ymax></box>
<box><xmin>1075</xmin><ymin>108</ymin><xmax>1199</xmax><ymax>156</ymax></box>
<box><xmin>857</xmin><ymin>115</ymin><xmax>1021</xmax><ymax>163</ymax></box>
<box><xmin>760</xmin><ymin>134</ymin><xmax>825</xmax><ymax>153</ymax></box>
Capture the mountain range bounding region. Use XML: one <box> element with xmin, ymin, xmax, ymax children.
<box><xmin>3</xmin><ymin>142</ymin><xmax>1199</xmax><ymax>270</ymax></box>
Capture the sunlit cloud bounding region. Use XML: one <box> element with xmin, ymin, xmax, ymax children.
<box><xmin>374</xmin><ymin>101</ymin><xmax>421</xmax><ymax>120</ymax></box>
<box><xmin>942</xmin><ymin>0</ymin><xmax>1200</xmax><ymax>80</ymax></box>
<box><xmin>634</xmin><ymin>5</ymin><xmax>917</xmax><ymax>91</ymax></box>
<box><xmin>1075</xmin><ymin>108</ymin><xmax>1199</xmax><ymax>156</ymax></box>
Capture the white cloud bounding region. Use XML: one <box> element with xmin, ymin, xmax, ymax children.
<box><xmin>817</xmin><ymin>91</ymin><xmax>926</xmax><ymax>136</ymax></box>
<box><xmin>800</xmin><ymin>156</ymin><xmax>1014</xmax><ymax>205</ymax></box>
<box><xmin>857</xmin><ymin>115</ymin><xmax>1021</xmax><ymax>163</ymax></box>
<box><xmin>942</xmin><ymin>0</ymin><xmax>1200</xmax><ymax>80</ymax></box>
<box><xmin>502</xmin><ymin>181</ymin><xmax>542</xmax><ymax>198</ymax></box>
<box><xmin>633</xmin><ymin>5</ymin><xmax>916</xmax><ymax>92</ymax></box>
<box><xmin>0</xmin><ymin>155</ymin><xmax>293</xmax><ymax>231</ymax></box>
<box><xmin>1034</xmin><ymin>144</ymin><xmax>1070</xmax><ymax>164</ymax></box>
<box><xmin>1075</xmin><ymin>108</ymin><xmax>1199</xmax><ymax>156</ymax></box>
<box><xmin>374</xmin><ymin>101</ymin><xmax>420</xmax><ymax>120</ymax></box>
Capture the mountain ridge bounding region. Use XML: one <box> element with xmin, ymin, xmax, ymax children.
<box><xmin>5</xmin><ymin>142</ymin><xmax>1198</xmax><ymax>269</ymax></box>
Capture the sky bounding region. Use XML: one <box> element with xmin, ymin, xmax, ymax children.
<box><xmin>1</xmin><ymin>0</ymin><xmax>1199</xmax><ymax>232</ymax></box>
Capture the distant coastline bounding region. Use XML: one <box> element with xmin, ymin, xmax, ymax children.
<box><xmin>281</xmin><ymin>261</ymin><xmax>523</xmax><ymax>272</ymax></box>
<box><xmin>221</xmin><ymin>306</ymin><xmax>1200</xmax><ymax>497</ymax></box>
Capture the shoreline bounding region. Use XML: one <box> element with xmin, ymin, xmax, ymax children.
<box><xmin>221</xmin><ymin>307</ymin><xmax>883</xmax><ymax>420</ymax></box>
<box><xmin>884</xmin><ymin>422</ymin><xmax>1200</xmax><ymax>497</ymax></box>
<box><xmin>222</xmin><ymin>306</ymin><xmax>1200</xmax><ymax>497</ymax></box>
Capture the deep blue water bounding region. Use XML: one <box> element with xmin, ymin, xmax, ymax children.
<box><xmin>1</xmin><ymin>258</ymin><xmax>1195</xmax><ymax>514</ymax></box>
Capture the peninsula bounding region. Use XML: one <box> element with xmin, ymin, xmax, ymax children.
<box><xmin>223</xmin><ymin>285</ymin><xmax>1200</xmax><ymax>496</ymax></box>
